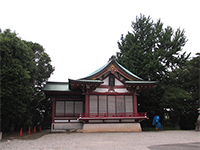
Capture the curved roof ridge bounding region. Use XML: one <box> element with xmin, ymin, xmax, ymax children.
<box><xmin>80</xmin><ymin>56</ymin><xmax>143</xmax><ymax>81</ymax></box>
<box><xmin>79</xmin><ymin>59</ymin><xmax>111</xmax><ymax>80</ymax></box>
<box><xmin>115</xmin><ymin>61</ymin><xmax>143</xmax><ymax>80</ymax></box>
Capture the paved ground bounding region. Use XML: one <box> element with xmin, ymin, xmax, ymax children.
<box><xmin>0</xmin><ymin>130</ymin><xmax>200</xmax><ymax>150</ymax></box>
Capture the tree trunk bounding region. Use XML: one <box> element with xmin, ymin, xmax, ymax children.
<box><xmin>175</xmin><ymin>121</ymin><xmax>180</xmax><ymax>130</ymax></box>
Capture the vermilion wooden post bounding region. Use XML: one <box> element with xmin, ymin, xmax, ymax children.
<box><xmin>28</xmin><ymin>126</ymin><xmax>31</xmax><ymax>135</ymax></box>
<box><xmin>133</xmin><ymin>93</ymin><xmax>138</xmax><ymax>116</ymax></box>
<box><xmin>85</xmin><ymin>93</ymin><xmax>89</xmax><ymax>117</ymax></box>
<box><xmin>19</xmin><ymin>128</ymin><xmax>23</xmax><ymax>136</ymax></box>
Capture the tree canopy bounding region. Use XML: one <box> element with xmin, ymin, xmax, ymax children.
<box><xmin>117</xmin><ymin>14</ymin><xmax>190</xmax><ymax>82</ymax></box>
<box><xmin>163</xmin><ymin>54</ymin><xmax>199</xmax><ymax>129</ymax></box>
<box><xmin>116</xmin><ymin>14</ymin><xmax>198</xmax><ymax>129</ymax></box>
<box><xmin>0</xmin><ymin>29</ymin><xmax>54</xmax><ymax>132</ymax></box>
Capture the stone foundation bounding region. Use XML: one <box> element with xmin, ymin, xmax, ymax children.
<box><xmin>83</xmin><ymin>123</ymin><xmax>142</xmax><ymax>133</ymax></box>
<box><xmin>51</xmin><ymin>123</ymin><xmax>83</xmax><ymax>132</ymax></box>
<box><xmin>195</xmin><ymin>108</ymin><xmax>200</xmax><ymax>131</ymax></box>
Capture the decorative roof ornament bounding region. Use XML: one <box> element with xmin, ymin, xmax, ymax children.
<box><xmin>111</xmin><ymin>67</ymin><xmax>115</xmax><ymax>74</ymax></box>
<box><xmin>108</xmin><ymin>55</ymin><xmax>116</xmax><ymax>62</ymax></box>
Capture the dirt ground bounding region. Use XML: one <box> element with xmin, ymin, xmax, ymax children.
<box><xmin>1</xmin><ymin>130</ymin><xmax>50</xmax><ymax>141</ymax></box>
<box><xmin>0</xmin><ymin>130</ymin><xmax>200</xmax><ymax>150</ymax></box>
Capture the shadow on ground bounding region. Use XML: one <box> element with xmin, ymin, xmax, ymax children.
<box><xmin>148</xmin><ymin>142</ymin><xmax>200</xmax><ymax>150</ymax></box>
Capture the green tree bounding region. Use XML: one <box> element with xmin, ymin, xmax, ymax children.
<box><xmin>184</xmin><ymin>53</ymin><xmax>199</xmax><ymax>102</ymax></box>
<box><xmin>116</xmin><ymin>14</ymin><xmax>191</xmax><ymax>128</ymax></box>
<box><xmin>161</xmin><ymin>86</ymin><xmax>193</xmax><ymax>129</ymax></box>
<box><xmin>0</xmin><ymin>29</ymin><xmax>35</xmax><ymax>131</ymax></box>
<box><xmin>0</xmin><ymin>29</ymin><xmax>54</xmax><ymax>132</ymax></box>
<box><xmin>26</xmin><ymin>42</ymin><xmax>55</xmax><ymax>126</ymax></box>
<box><xmin>163</xmin><ymin>54</ymin><xmax>199</xmax><ymax>129</ymax></box>
<box><xmin>117</xmin><ymin>14</ymin><xmax>190</xmax><ymax>82</ymax></box>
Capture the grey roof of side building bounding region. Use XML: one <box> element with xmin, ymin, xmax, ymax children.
<box><xmin>69</xmin><ymin>79</ymin><xmax>103</xmax><ymax>83</ymax></box>
<box><xmin>43</xmin><ymin>82</ymin><xmax>70</xmax><ymax>91</ymax></box>
<box><xmin>43</xmin><ymin>80</ymin><xmax>104</xmax><ymax>92</ymax></box>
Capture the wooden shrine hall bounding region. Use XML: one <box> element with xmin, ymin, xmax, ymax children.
<box><xmin>43</xmin><ymin>56</ymin><xmax>157</xmax><ymax>132</ymax></box>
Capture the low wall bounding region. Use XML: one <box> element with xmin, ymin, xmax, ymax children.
<box><xmin>83</xmin><ymin>123</ymin><xmax>142</xmax><ymax>133</ymax></box>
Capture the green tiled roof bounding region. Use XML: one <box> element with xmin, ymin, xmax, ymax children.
<box><xmin>115</xmin><ymin>61</ymin><xmax>143</xmax><ymax>80</ymax></box>
<box><xmin>81</xmin><ymin>61</ymin><xmax>110</xmax><ymax>79</ymax></box>
<box><xmin>43</xmin><ymin>82</ymin><xmax>70</xmax><ymax>91</ymax></box>
<box><xmin>81</xmin><ymin>58</ymin><xmax>143</xmax><ymax>81</ymax></box>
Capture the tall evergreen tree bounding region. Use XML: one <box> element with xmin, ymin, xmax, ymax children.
<box><xmin>117</xmin><ymin>14</ymin><xmax>190</xmax><ymax>82</ymax></box>
<box><xmin>116</xmin><ymin>14</ymin><xmax>191</xmax><ymax>128</ymax></box>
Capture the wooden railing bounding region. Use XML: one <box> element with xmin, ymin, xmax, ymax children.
<box><xmin>55</xmin><ymin>112</ymin><xmax>147</xmax><ymax>118</ymax></box>
<box><xmin>78</xmin><ymin>112</ymin><xmax>147</xmax><ymax>118</ymax></box>
<box><xmin>55</xmin><ymin>113</ymin><xmax>79</xmax><ymax>117</ymax></box>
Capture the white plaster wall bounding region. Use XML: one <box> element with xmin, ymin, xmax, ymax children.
<box><xmin>102</xmin><ymin>77</ymin><xmax>109</xmax><ymax>85</ymax></box>
<box><xmin>115</xmin><ymin>78</ymin><xmax>123</xmax><ymax>85</ymax></box>
<box><xmin>114</xmin><ymin>88</ymin><xmax>129</xmax><ymax>93</ymax></box>
<box><xmin>94</xmin><ymin>88</ymin><xmax>108</xmax><ymax>93</ymax></box>
<box><xmin>102</xmin><ymin>77</ymin><xmax>123</xmax><ymax>86</ymax></box>
<box><xmin>55</xmin><ymin>120</ymin><xmax>69</xmax><ymax>123</ymax></box>
<box><xmin>94</xmin><ymin>87</ymin><xmax>128</xmax><ymax>93</ymax></box>
<box><xmin>95</xmin><ymin>76</ymin><xmax>128</xmax><ymax>93</ymax></box>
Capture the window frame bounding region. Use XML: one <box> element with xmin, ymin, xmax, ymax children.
<box><xmin>89</xmin><ymin>95</ymin><xmax>134</xmax><ymax>115</ymax></box>
<box><xmin>55</xmin><ymin>100</ymin><xmax>83</xmax><ymax>117</ymax></box>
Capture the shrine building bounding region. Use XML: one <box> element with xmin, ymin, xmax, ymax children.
<box><xmin>43</xmin><ymin>56</ymin><xmax>157</xmax><ymax>132</ymax></box>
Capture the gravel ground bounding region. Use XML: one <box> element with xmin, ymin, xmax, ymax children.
<box><xmin>0</xmin><ymin>130</ymin><xmax>200</xmax><ymax>150</ymax></box>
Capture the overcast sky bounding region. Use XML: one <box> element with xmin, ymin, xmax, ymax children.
<box><xmin>1</xmin><ymin>0</ymin><xmax>199</xmax><ymax>81</ymax></box>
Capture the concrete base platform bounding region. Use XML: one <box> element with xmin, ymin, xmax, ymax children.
<box><xmin>51</xmin><ymin>123</ymin><xmax>83</xmax><ymax>132</ymax></box>
<box><xmin>83</xmin><ymin>123</ymin><xmax>142</xmax><ymax>133</ymax></box>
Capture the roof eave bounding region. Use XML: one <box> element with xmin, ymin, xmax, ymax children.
<box><xmin>69</xmin><ymin>79</ymin><xmax>104</xmax><ymax>91</ymax></box>
<box><xmin>124</xmin><ymin>81</ymin><xmax>158</xmax><ymax>84</ymax></box>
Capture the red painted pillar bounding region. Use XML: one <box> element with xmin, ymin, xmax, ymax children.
<box><xmin>133</xmin><ymin>93</ymin><xmax>138</xmax><ymax>116</ymax></box>
<box><xmin>85</xmin><ymin>93</ymin><xmax>89</xmax><ymax>117</ymax></box>
<box><xmin>52</xmin><ymin>96</ymin><xmax>56</xmax><ymax>123</ymax></box>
